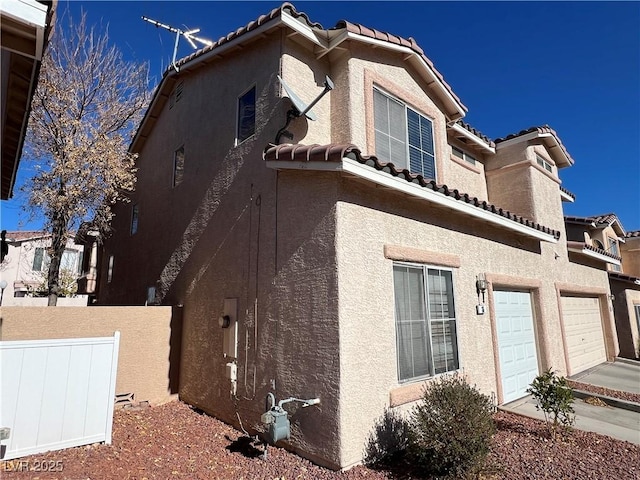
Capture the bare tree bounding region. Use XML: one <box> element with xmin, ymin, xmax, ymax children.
<box><xmin>23</xmin><ymin>11</ymin><xmax>150</xmax><ymax>305</ymax></box>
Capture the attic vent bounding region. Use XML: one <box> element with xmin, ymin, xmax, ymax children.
<box><xmin>176</xmin><ymin>82</ymin><xmax>184</xmax><ymax>102</ymax></box>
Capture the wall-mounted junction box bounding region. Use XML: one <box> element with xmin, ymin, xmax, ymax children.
<box><xmin>223</xmin><ymin>298</ymin><xmax>238</xmax><ymax>359</ymax></box>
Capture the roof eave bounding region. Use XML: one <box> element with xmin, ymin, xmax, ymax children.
<box><xmin>495</xmin><ymin>131</ymin><xmax>573</xmax><ymax>168</ymax></box>
<box><xmin>449</xmin><ymin>123</ymin><xmax>495</xmax><ymax>154</ymax></box>
<box><xmin>266</xmin><ymin>157</ymin><xmax>557</xmax><ymax>243</ymax></box>
<box><xmin>567</xmin><ymin>245</ymin><xmax>622</xmax><ymax>266</ymax></box>
<box><xmin>131</xmin><ymin>15</ymin><xmax>289</xmax><ymax>153</ymax></box>
<box><xmin>343</xmin><ymin>31</ymin><xmax>467</xmax><ymax>121</ymax></box>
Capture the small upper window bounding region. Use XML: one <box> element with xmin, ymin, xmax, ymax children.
<box><xmin>536</xmin><ymin>154</ymin><xmax>553</xmax><ymax>173</ymax></box>
<box><xmin>32</xmin><ymin>247</ymin><xmax>50</xmax><ymax>271</ymax></box>
<box><xmin>609</xmin><ymin>237</ymin><xmax>621</xmax><ymax>272</ymax></box>
<box><xmin>237</xmin><ymin>86</ymin><xmax>256</xmax><ymax>144</ymax></box>
<box><xmin>173</xmin><ymin>146</ymin><xmax>185</xmax><ymax>187</ymax></box>
<box><xmin>131</xmin><ymin>204</ymin><xmax>139</xmax><ymax>235</ymax></box>
<box><xmin>451</xmin><ymin>145</ymin><xmax>476</xmax><ymax>166</ymax></box>
<box><xmin>107</xmin><ymin>255</ymin><xmax>115</xmax><ymax>283</ymax></box>
<box><xmin>374</xmin><ymin>88</ymin><xmax>435</xmax><ymax>179</ymax></box>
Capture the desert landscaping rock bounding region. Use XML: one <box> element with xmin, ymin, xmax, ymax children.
<box><xmin>2</xmin><ymin>401</ymin><xmax>638</xmax><ymax>479</ymax></box>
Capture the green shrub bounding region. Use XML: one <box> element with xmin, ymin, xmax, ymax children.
<box><xmin>408</xmin><ymin>373</ymin><xmax>496</xmax><ymax>479</ymax></box>
<box><xmin>526</xmin><ymin>368</ymin><xmax>575</xmax><ymax>440</ymax></box>
<box><xmin>363</xmin><ymin>408</ymin><xmax>410</xmax><ymax>467</ymax></box>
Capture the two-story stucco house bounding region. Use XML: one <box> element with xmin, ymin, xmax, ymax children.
<box><xmin>0</xmin><ymin>230</ymin><xmax>87</xmax><ymax>306</ymax></box>
<box><xmin>97</xmin><ymin>3</ymin><xmax>618</xmax><ymax>470</ymax></box>
<box><xmin>564</xmin><ymin>214</ymin><xmax>640</xmax><ymax>360</ymax></box>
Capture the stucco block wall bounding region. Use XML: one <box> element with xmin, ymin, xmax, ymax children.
<box><xmin>333</xmin><ymin>176</ymin><xmax>613</xmax><ymax>468</ymax></box>
<box><xmin>0</xmin><ymin>306</ymin><xmax>178</xmax><ymax>405</ymax></box>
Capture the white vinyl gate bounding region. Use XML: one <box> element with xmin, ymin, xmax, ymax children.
<box><xmin>0</xmin><ymin>333</ymin><xmax>120</xmax><ymax>460</ymax></box>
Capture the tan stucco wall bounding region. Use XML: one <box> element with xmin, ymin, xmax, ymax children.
<box><xmin>334</xmin><ymin>176</ymin><xmax>614</xmax><ymax>468</ymax></box>
<box><xmin>610</xmin><ymin>282</ymin><xmax>640</xmax><ymax>359</ymax></box>
<box><xmin>621</xmin><ymin>236</ymin><xmax>640</xmax><ymax>277</ymax></box>
<box><xmin>486</xmin><ymin>143</ymin><xmax>565</xmax><ymax>231</ymax></box>
<box><xmin>0</xmin><ymin>306</ymin><xmax>178</xmax><ymax>405</ymax></box>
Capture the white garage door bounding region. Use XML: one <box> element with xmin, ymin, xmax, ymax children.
<box><xmin>494</xmin><ymin>290</ymin><xmax>538</xmax><ymax>404</ymax></box>
<box><xmin>561</xmin><ymin>296</ymin><xmax>606</xmax><ymax>375</ymax></box>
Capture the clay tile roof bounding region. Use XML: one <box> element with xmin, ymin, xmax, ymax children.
<box><xmin>4</xmin><ymin>230</ymin><xmax>49</xmax><ymax>242</ymax></box>
<box><xmin>565</xmin><ymin>213</ymin><xmax>625</xmax><ymax>233</ymax></box>
<box><xmin>172</xmin><ymin>3</ymin><xmax>323</xmax><ymax>71</ymax></box>
<box><xmin>453</xmin><ymin>119</ymin><xmax>495</xmax><ymax>147</ymax></box>
<box><xmin>566</xmin><ymin>241</ymin><xmax>622</xmax><ymax>261</ymax></box>
<box><xmin>494</xmin><ymin>125</ymin><xmax>573</xmax><ymax>165</ymax></box>
<box><xmin>559</xmin><ymin>185</ymin><xmax>575</xmax><ymax>200</ymax></box>
<box><xmin>626</xmin><ymin>230</ymin><xmax>640</xmax><ymax>238</ymax></box>
<box><xmin>334</xmin><ymin>20</ymin><xmax>465</xmax><ymax>112</ymax></box>
<box><xmin>264</xmin><ymin>143</ymin><xmax>560</xmax><ymax>239</ymax></box>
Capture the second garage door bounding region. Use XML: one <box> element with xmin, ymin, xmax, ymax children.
<box><xmin>561</xmin><ymin>296</ymin><xmax>606</xmax><ymax>375</ymax></box>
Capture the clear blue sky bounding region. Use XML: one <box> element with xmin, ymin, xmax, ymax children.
<box><xmin>2</xmin><ymin>1</ymin><xmax>638</xmax><ymax>231</ymax></box>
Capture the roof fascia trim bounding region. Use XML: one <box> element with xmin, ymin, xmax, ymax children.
<box><xmin>560</xmin><ymin>189</ymin><xmax>575</xmax><ymax>203</ymax></box>
<box><xmin>449</xmin><ymin>123</ymin><xmax>495</xmax><ymax>154</ymax></box>
<box><xmin>568</xmin><ymin>246</ymin><xmax>622</xmax><ymax>266</ymax></box>
<box><xmin>343</xmin><ymin>31</ymin><xmax>466</xmax><ymax>120</ymax></box>
<box><xmin>266</xmin><ymin>158</ymin><xmax>557</xmax><ymax>243</ymax></box>
<box><xmin>496</xmin><ymin>131</ymin><xmax>571</xmax><ymax>167</ymax></box>
<box><xmin>281</xmin><ymin>10</ymin><xmax>326</xmax><ymax>48</ymax></box>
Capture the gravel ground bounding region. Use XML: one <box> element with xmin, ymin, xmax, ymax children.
<box><xmin>2</xmin><ymin>400</ymin><xmax>639</xmax><ymax>480</ymax></box>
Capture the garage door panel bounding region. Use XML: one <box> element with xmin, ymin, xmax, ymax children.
<box><xmin>561</xmin><ymin>296</ymin><xmax>606</xmax><ymax>375</ymax></box>
<box><xmin>495</xmin><ymin>290</ymin><xmax>538</xmax><ymax>404</ymax></box>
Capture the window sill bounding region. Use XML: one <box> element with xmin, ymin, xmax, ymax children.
<box><xmin>450</xmin><ymin>154</ymin><xmax>481</xmax><ymax>174</ymax></box>
<box><xmin>390</xmin><ymin>370</ymin><xmax>463</xmax><ymax>407</ymax></box>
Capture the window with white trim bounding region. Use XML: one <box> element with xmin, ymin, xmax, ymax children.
<box><xmin>237</xmin><ymin>86</ymin><xmax>256</xmax><ymax>144</ymax></box>
<box><xmin>374</xmin><ymin>88</ymin><xmax>436</xmax><ymax>179</ymax></box>
<box><xmin>536</xmin><ymin>154</ymin><xmax>553</xmax><ymax>173</ymax></box>
<box><xmin>393</xmin><ymin>263</ymin><xmax>459</xmax><ymax>381</ymax></box>
<box><xmin>451</xmin><ymin>145</ymin><xmax>476</xmax><ymax>166</ymax></box>
<box><xmin>32</xmin><ymin>247</ymin><xmax>50</xmax><ymax>271</ymax></box>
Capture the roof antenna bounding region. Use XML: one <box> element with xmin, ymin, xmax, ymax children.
<box><xmin>275</xmin><ymin>74</ymin><xmax>334</xmax><ymax>144</ymax></box>
<box><xmin>142</xmin><ymin>16</ymin><xmax>214</xmax><ymax>73</ymax></box>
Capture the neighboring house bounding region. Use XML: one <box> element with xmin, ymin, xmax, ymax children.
<box><xmin>564</xmin><ymin>214</ymin><xmax>640</xmax><ymax>359</ymax></box>
<box><xmin>0</xmin><ymin>230</ymin><xmax>87</xmax><ymax>306</ymax></box>
<box><xmin>611</xmin><ymin>230</ymin><xmax>640</xmax><ymax>359</ymax></box>
<box><xmin>1</xmin><ymin>0</ymin><xmax>56</xmax><ymax>199</ymax></box>
<box><xmin>97</xmin><ymin>3</ymin><xmax>619</xmax><ymax>470</ymax></box>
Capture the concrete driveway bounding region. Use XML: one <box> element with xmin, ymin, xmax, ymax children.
<box><xmin>501</xmin><ymin>359</ymin><xmax>640</xmax><ymax>445</ymax></box>
<box><xmin>569</xmin><ymin>358</ymin><xmax>640</xmax><ymax>394</ymax></box>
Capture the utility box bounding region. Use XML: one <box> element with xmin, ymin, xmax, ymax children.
<box><xmin>262</xmin><ymin>407</ymin><xmax>290</xmax><ymax>443</ymax></box>
<box><xmin>222</xmin><ymin>298</ymin><xmax>238</xmax><ymax>359</ymax></box>
<box><xmin>267</xmin><ymin>409</ymin><xmax>290</xmax><ymax>443</ymax></box>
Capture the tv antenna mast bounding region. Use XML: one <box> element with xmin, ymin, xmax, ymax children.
<box><xmin>142</xmin><ymin>16</ymin><xmax>214</xmax><ymax>73</ymax></box>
